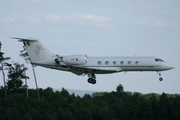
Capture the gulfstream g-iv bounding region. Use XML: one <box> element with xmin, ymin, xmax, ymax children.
<box><xmin>14</xmin><ymin>38</ymin><xmax>174</xmax><ymax>84</ymax></box>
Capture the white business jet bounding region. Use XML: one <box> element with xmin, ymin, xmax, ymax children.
<box><xmin>14</xmin><ymin>38</ymin><xmax>174</xmax><ymax>84</ymax></box>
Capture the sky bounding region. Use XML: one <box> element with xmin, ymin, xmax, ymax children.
<box><xmin>0</xmin><ymin>0</ymin><xmax>179</xmax><ymax>94</ymax></box>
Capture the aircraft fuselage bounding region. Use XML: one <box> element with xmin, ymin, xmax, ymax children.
<box><xmin>32</xmin><ymin>56</ymin><xmax>173</xmax><ymax>75</ymax></box>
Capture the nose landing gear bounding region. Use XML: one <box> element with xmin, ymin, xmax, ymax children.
<box><xmin>157</xmin><ymin>71</ymin><xmax>163</xmax><ymax>81</ymax></box>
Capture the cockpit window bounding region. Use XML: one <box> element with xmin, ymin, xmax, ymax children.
<box><xmin>155</xmin><ymin>58</ymin><xmax>164</xmax><ymax>62</ymax></box>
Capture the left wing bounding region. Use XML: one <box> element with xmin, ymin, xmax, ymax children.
<box><xmin>69</xmin><ymin>65</ymin><xmax>122</xmax><ymax>75</ymax></box>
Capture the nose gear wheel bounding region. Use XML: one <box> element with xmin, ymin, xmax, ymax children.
<box><xmin>157</xmin><ymin>71</ymin><xmax>163</xmax><ymax>81</ymax></box>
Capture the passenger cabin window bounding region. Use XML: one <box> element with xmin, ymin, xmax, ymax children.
<box><xmin>105</xmin><ymin>61</ymin><xmax>109</xmax><ymax>65</ymax></box>
<box><xmin>120</xmin><ymin>61</ymin><xmax>124</xmax><ymax>65</ymax></box>
<box><xmin>97</xmin><ymin>61</ymin><xmax>102</xmax><ymax>65</ymax></box>
<box><xmin>128</xmin><ymin>61</ymin><xmax>131</xmax><ymax>64</ymax></box>
<box><xmin>135</xmin><ymin>61</ymin><xmax>139</xmax><ymax>64</ymax></box>
<box><xmin>113</xmin><ymin>61</ymin><xmax>116</xmax><ymax>65</ymax></box>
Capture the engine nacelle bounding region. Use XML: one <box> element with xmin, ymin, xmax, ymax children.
<box><xmin>62</xmin><ymin>55</ymin><xmax>88</xmax><ymax>65</ymax></box>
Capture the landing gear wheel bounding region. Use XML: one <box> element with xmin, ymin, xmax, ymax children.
<box><xmin>87</xmin><ymin>78</ymin><xmax>96</xmax><ymax>84</ymax></box>
<box><xmin>159</xmin><ymin>77</ymin><xmax>163</xmax><ymax>81</ymax></box>
<box><xmin>92</xmin><ymin>79</ymin><xmax>96</xmax><ymax>84</ymax></box>
<box><xmin>87</xmin><ymin>78</ymin><xmax>92</xmax><ymax>83</ymax></box>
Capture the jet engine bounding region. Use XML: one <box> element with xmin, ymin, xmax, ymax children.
<box><xmin>62</xmin><ymin>55</ymin><xmax>88</xmax><ymax>65</ymax></box>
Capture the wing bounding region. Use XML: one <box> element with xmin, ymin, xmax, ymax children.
<box><xmin>69</xmin><ymin>65</ymin><xmax>122</xmax><ymax>75</ymax></box>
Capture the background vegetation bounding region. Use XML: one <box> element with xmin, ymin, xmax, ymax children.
<box><xmin>0</xmin><ymin>85</ymin><xmax>180</xmax><ymax>120</ymax></box>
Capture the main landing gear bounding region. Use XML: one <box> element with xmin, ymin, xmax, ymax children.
<box><xmin>87</xmin><ymin>73</ymin><xmax>96</xmax><ymax>84</ymax></box>
<box><xmin>157</xmin><ymin>71</ymin><xmax>163</xmax><ymax>81</ymax></box>
<box><xmin>87</xmin><ymin>78</ymin><xmax>96</xmax><ymax>84</ymax></box>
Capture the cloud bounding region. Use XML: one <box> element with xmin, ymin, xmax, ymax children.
<box><xmin>153</xmin><ymin>22</ymin><xmax>165</xmax><ymax>27</ymax></box>
<box><xmin>74</xmin><ymin>13</ymin><xmax>113</xmax><ymax>23</ymax></box>
<box><xmin>6</xmin><ymin>0</ymin><xmax>49</xmax><ymax>4</ymax></box>
<box><xmin>0</xmin><ymin>16</ymin><xmax>13</xmax><ymax>23</ymax></box>
<box><xmin>27</xmin><ymin>18</ymin><xmax>40</xmax><ymax>23</ymax></box>
<box><xmin>72</xmin><ymin>13</ymin><xmax>114</xmax><ymax>28</ymax></box>
<box><xmin>45</xmin><ymin>14</ymin><xmax>62</xmax><ymax>22</ymax></box>
<box><xmin>45</xmin><ymin>13</ymin><xmax>114</xmax><ymax>28</ymax></box>
<box><xmin>136</xmin><ymin>1</ymin><xmax>158</xmax><ymax>8</ymax></box>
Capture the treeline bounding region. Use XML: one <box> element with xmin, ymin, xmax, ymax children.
<box><xmin>0</xmin><ymin>85</ymin><xmax>180</xmax><ymax>120</ymax></box>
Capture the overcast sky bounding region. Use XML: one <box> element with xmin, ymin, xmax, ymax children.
<box><xmin>0</xmin><ymin>0</ymin><xmax>179</xmax><ymax>94</ymax></box>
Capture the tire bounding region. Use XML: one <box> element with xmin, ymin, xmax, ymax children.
<box><xmin>92</xmin><ymin>79</ymin><xmax>96</xmax><ymax>84</ymax></box>
<box><xmin>159</xmin><ymin>77</ymin><xmax>163</xmax><ymax>81</ymax></box>
<box><xmin>88</xmin><ymin>78</ymin><xmax>92</xmax><ymax>83</ymax></box>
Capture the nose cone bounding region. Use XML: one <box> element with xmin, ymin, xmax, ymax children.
<box><xmin>165</xmin><ymin>64</ymin><xmax>174</xmax><ymax>70</ymax></box>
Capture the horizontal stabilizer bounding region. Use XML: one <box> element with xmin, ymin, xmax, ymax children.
<box><xmin>11</xmin><ymin>37</ymin><xmax>37</xmax><ymax>42</ymax></box>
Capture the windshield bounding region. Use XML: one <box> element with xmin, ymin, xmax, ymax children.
<box><xmin>155</xmin><ymin>58</ymin><xmax>164</xmax><ymax>62</ymax></box>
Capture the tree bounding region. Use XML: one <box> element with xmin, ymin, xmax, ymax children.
<box><xmin>19</xmin><ymin>46</ymin><xmax>30</xmax><ymax>63</ymax></box>
<box><xmin>6</xmin><ymin>62</ymin><xmax>29</xmax><ymax>92</ymax></box>
<box><xmin>0</xmin><ymin>42</ymin><xmax>10</xmax><ymax>99</ymax></box>
<box><xmin>116</xmin><ymin>84</ymin><xmax>124</xmax><ymax>93</ymax></box>
<box><xmin>158</xmin><ymin>92</ymin><xmax>172</xmax><ymax>119</ymax></box>
<box><xmin>20</xmin><ymin>46</ymin><xmax>30</xmax><ymax>98</ymax></box>
<box><xmin>20</xmin><ymin>46</ymin><xmax>40</xmax><ymax>99</ymax></box>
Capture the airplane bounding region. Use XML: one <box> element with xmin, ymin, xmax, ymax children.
<box><xmin>13</xmin><ymin>37</ymin><xmax>174</xmax><ymax>84</ymax></box>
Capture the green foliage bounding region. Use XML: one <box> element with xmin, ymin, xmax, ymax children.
<box><xmin>92</xmin><ymin>92</ymin><xmax>108</xmax><ymax>97</ymax></box>
<box><xmin>6</xmin><ymin>62</ymin><xmax>29</xmax><ymax>92</ymax></box>
<box><xmin>20</xmin><ymin>46</ymin><xmax>30</xmax><ymax>63</ymax></box>
<box><xmin>0</xmin><ymin>42</ymin><xmax>4</xmax><ymax>61</ymax></box>
<box><xmin>0</xmin><ymin>42</ymin><xmax>11</xmax><ymax>99</ymax></box>
<box><xmin>0</xmin><ymin>85</ymin><xmax>179</xmax><ymax>120</ymax></box>
<box><xmin>0</xmin><ymin>42</ymin><xmax>3</xmax><ymax>59</ymax></box>
<box><xmin>0</xmin><ymin>42</ymin><xmax>1</xmax><ymax>50</ymax></box>
<box><xmin>0</xmin><ymin>42</ymin><xmax>10</xmax><ymax>62</ymax></box>
<box><xmin>116</xmin><ymin>84</ymin><xmax>124</xmax><ymax>93</ymax></box>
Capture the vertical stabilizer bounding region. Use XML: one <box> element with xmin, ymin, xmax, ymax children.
<box><xmin>14</xmin><ymin>38</ymin><xmax>54</xmax><ymax>62</ymax></box>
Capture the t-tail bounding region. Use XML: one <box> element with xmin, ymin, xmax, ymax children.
<box><xmin>13</xmin><ymin>38</ymin><xmax>54</xmax><ymax>63</ymax></box>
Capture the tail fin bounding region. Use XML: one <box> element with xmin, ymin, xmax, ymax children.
<box><xmin>14</xmin><ymin>38</ymin><xmax>53</xmax><ymax>62</ymax></box>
